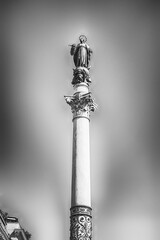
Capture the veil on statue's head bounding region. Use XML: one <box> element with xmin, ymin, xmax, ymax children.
<box><xmin>79</xmin><ymin>35</ymin><xmax>87</xmax><ymax>43</ymax></box>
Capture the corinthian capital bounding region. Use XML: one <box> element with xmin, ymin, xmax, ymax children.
<box><xmin>64</xmin><ymin>92</ymin><xmax>97</xmax><ymax>119</ymax></box>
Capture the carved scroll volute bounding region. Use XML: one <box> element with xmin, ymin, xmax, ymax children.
<box><xmin>64</xmin><ymin>93</ymin><xmax>97</xmax><ymax>120</ymax></box>
<box><xmin>70</xmin><ymin>206</ymin><xmax>92</xmax><ymax>240</ymax></box>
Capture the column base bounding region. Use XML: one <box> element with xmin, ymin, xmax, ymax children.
<box><xmin>70</xmin><ymin>206</ymin><xmax>92</xmax><ymax>240</ymax></box>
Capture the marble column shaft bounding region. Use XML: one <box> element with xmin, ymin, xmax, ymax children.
<box><xmin>71</xmin><ymin>84</ymin><xmax>91</xmax><ymax>207</ymax></box>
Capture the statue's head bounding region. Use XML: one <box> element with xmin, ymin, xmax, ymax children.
<box><xmin>79</xmin><ymin>35</ymin><xmax>87</xmax><ymax>43</ymax></box>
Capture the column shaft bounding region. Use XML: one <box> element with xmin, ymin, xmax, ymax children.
<box><xmin>71</xmin><ymin>117</ymin><xmax>91</xmax><ymax>207</ymax></box>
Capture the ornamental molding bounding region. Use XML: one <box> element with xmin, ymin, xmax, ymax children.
<box><xmin>70</xmin><ymin>206</ymin><xmax>92</xmax><ymax>217</ymax></box>
<box><xmin>70</xmin><ymin>206</ymin><xmax>92</xmax><ymax>240</ymax></box>
<box><xmin>64</xmin><ymin>92</ymin><xmax>97</xmax><ymax>119</ymax></box>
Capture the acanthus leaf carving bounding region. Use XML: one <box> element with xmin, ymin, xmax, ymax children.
<box><xmin>64</xmin><ymin>93</ymin><xmax>97</xmax><ymax>119</ymax></box>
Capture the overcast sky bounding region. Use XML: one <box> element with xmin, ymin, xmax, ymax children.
<box><xmin>1</xmin><ymin>1</ymin><xmax>160</xmax><ymax>240</ymax></box>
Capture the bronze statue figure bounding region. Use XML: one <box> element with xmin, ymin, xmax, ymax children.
<box><xmin>70</xmin><ymin>35</ymin><xmax>93</xmax><ymax>69</ymax></box>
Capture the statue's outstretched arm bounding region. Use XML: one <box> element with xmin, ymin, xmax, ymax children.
<box><xmin>70</xmin><ymin>44</ymin><xmax>76</xmax><ymax>56</ymax></box>
<box><xmin>88</xmin><ymin>48</ymin><xmax>93</xmax><ymax>62</ymax></box>
<box><xmin>89</xmin><ymin>48</ymin><xmax>93</xmax><ymax>54</ymax></box>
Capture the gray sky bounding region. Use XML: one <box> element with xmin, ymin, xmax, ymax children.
<box><xmin>1</xmin><ymin>1</ymin><xmax>160</xmax><ymax>240</ymax></box>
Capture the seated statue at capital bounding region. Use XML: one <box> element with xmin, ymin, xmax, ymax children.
<box><xmin>69</xmin><ymin>35</ymin><xmax>93</xmax><ymax>85</ymax></box>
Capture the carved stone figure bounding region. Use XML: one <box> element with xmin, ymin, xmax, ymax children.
<box><xmin>72</xmin><ymin>67</ymin><xmax>91</xmax><ymax>85</ymax></box>
<box><xmin>70</xmin><ymin>35</ymin><xmax>93</xmax><ymax>69</ymax></box>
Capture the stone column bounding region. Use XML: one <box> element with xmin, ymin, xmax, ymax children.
<box><xmin>71</xmin><ymin>83</ymin><xmax>91</xmax><ymax>207</ymax></box>
<box><xmin>65</xmin><ymin>35</ymin><xmax>97</xmax><ymax>240</ymax></box>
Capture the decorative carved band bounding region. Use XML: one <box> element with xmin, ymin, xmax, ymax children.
<box><xmin>64</xmin><ymin>92</ymin><xmax>97</xmax><ymax>119</ymax></box>
<box><xmin>70</xmin><ymin>205</ymin><xmax>92</xmax><ymax>216</ymax></box>
<box><xmin>70</xmin><ymin>206</ymin><xmax>92</xmax><ymax>240</ymax></box>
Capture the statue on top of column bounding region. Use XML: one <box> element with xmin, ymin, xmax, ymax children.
<box><xmin>69</xmin><ymin>35</ymin><xmax>93</xmax><ymax>85</ymax></box>
<box><xmin>70</xmin><ymin>35</ymin><xmax>92</xmax><ymax>69</ymax></box>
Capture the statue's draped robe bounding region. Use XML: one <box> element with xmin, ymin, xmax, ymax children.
<box><xmin>74</xmin><ymin>43</ymin><xmax>88</xmax><ymax>68</ymax></box>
